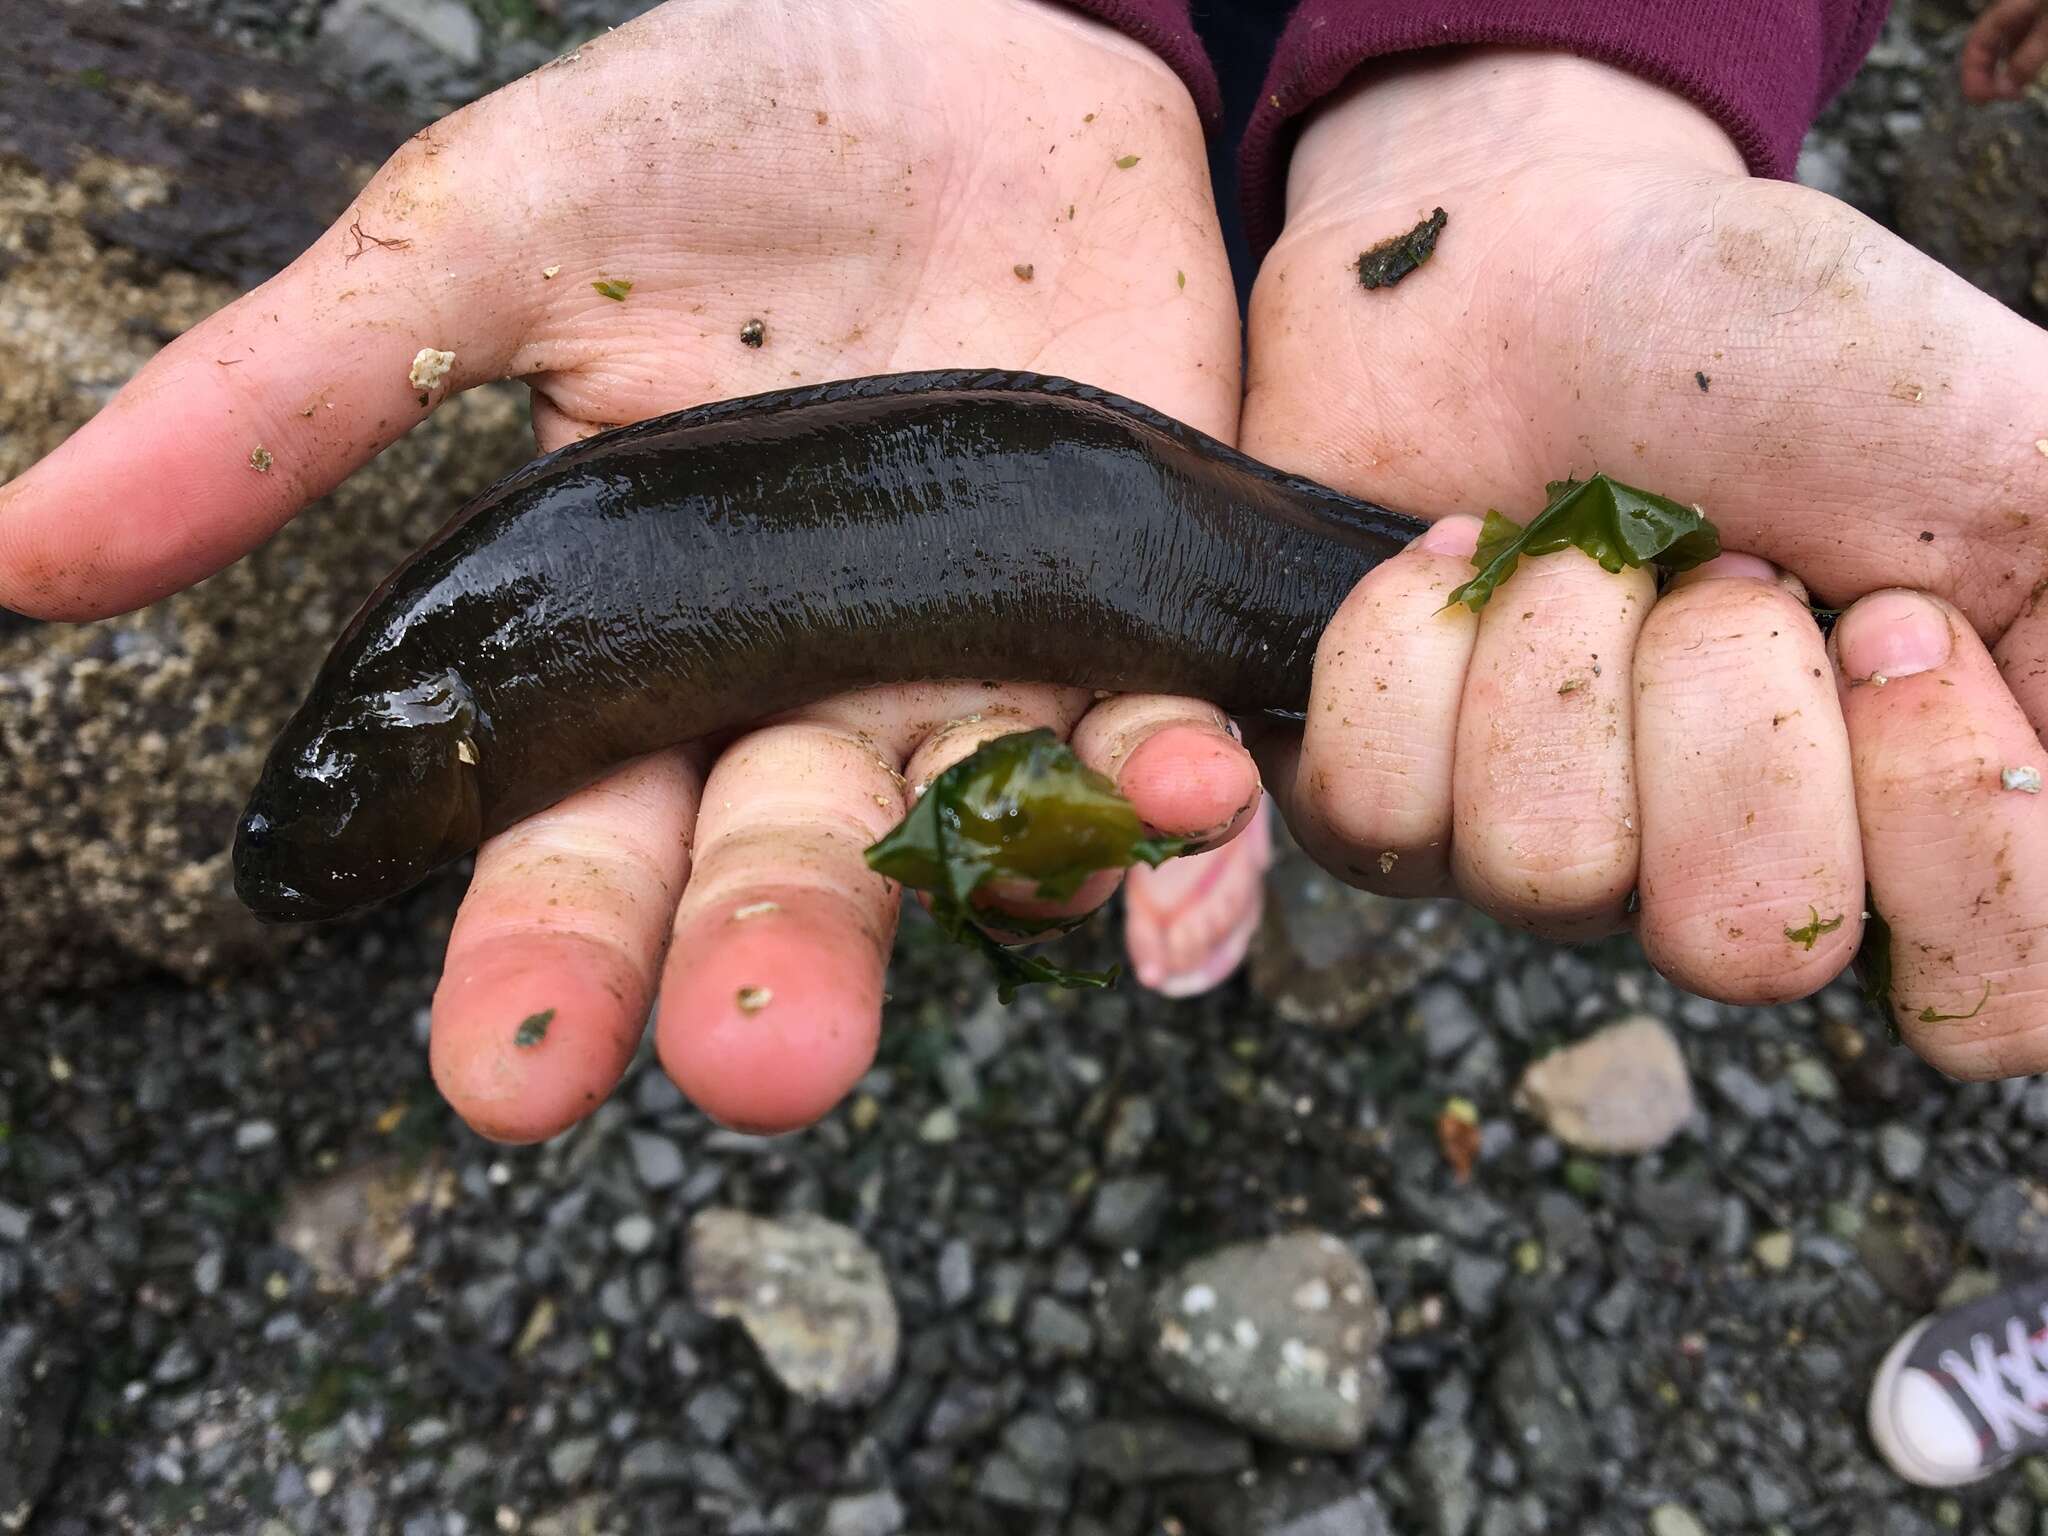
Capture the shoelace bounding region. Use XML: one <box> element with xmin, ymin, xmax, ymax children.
<box><xmin>1940</xmin><ymin>1308</ymin><xmax>2048</xmax><ymax>1452</ymax></box>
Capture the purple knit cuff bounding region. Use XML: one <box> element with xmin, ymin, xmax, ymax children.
<box><xmin>1059</xmin><ymin>0</ymin><xmax>1224</xmax><ymax>126</ymax></box>
<box><xmin>1239</xmin><ymin>0</ymin><xmax>1889</xmax><ymax>255</ymax></box>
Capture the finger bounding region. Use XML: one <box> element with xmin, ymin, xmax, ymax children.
<box><xmin>0</xmin><ymin>127</ymin><xmax>535</xmax><ymax>618</ymax></box>
<box><xmin>1634</xmin><ymin>554</ymin><xmax>1862</xmax><ymax>1003</ymax></box>
<box><xmin>429</xmin><ymin>751</ymin><xmax>699</xmax><ymax>1143</ymax></box>
<box><xmin>897</xmin><ymin>687</ymin><xmax>1116</xmax><ymax>937</ymax></box>
<box><xmin>1833</xmin><ymin>590</ymin><xmax>2048</xmax><ymax>1078</ymax></box>
<box><xmin>1273</xmin><ymin>514</ymin><xmax>1481</xmax><ymax>896</ymax></box>
<box><xmin>1067</xmin><ymin>694</ymin><xmax>1262</xmax><ymax>849</ymax></box>
<box><xmin>1452</xmin><ymin>550</ymin><xmax>1655</xmax><ymax>939</ymax></box>
<box><xmin>653</xmin><ymin>722</ymin><xmax>908</xmax><ymax>1134</ymax></box>
<box><xmin>1961</xmin><ymin>0</ymin><xmax>2039</xmax><ymax>100</ymax></box>
<box><xmin>1062</xmin><ymin>690</ymin><xmax>1267</xmax><ymax>990</ymax></box>
<box><xmin>2013</xmin><ymin>11</ymin><xmax>2048</xmax><ymax>92</ymax></box>
<box><xmin>1994</xmin><ymin>580</ymin><xmax>2048</xmax><ymax>740</ymax></box>
<box><xmin>1123</xmin><ymin>798</ymin><xmax>1276</xmax><ymax>996</ymax></box>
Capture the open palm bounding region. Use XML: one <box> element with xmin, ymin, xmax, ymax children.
<box><xmin>0</xmin><ymin>0</ymin><xmax>1259</xmax><ymax>1139</ymax></box>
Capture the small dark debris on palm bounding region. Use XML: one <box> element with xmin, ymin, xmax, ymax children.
<box><xmin>1355</xmin><ymin>207</ymin><xmax>1447</xmax><ymax>290</ymax></box>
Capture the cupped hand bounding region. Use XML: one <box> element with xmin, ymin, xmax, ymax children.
<box><xmin>1243</xmin><ymin>51</ymin><xmax>2048</xmax><ymax>1077</ymax></box>
<box><xmin>0</xmin><ymin>0</ymin><xmax>1258</xmax><ymax>1138</ymax></box>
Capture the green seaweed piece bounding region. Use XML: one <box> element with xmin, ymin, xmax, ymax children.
<box><xmin>513</xmin><ymin>1008</ymin><xmax>554</xmax><ymax>1048</ymax></box>
<box><xmin>865</xmin><ymin>729</ymin><xmax>1183</xmax><ymax>1001</ymax></box>
<box><xmin>1355</xmin><ymin>207</ymin><xmax>1447</xmax><ymax>290</ymax></box>
<box><xmin>1918</xmin><ymin>981</ymin><xmax>1992</xmax><ymax>1024</ymax></box>
<box><xmin>1443</xmin><ymin>473</ymin><xmax>1723</xmax><ymax>614</ymax></box>
<box><xmin>592</xmin><ymin>279</ymin><xmax>632</xmax><ymax>302</ymax></box>
<box><xmin>1855</xmin><ymin>896</ymin><xmax>1896</xmax><ymax>1032</ymax></box>
<box><xmin>1785</xmin><ymin>907</ymin><xmax>1845</xmax><ymax>950</ymax></box>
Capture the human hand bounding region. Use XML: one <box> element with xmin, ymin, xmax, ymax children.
<box><xmin>0</xmin><ymin>0</ymin><xmax>1258</xmax><ymax>1138</ymax></box>
<box><xmin>1242</xmin><ymin>51</ymin><xmax>2048</xmax><ymax>1077</ymax></box>
<box><xmin>1963</xmin><ymin>0</ymin><xmax>2048</xmax><ymax>102</ymax></box>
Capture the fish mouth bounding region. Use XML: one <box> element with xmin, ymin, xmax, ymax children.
<box><xmin>232</xmin><ymin>863</ymin><xmax>350</xmax><ymax>925</ymax></box>
<box><xmin>233</xmin><ymin>810</ymin><xmax>352</xmax><ymax>924</ymax></box>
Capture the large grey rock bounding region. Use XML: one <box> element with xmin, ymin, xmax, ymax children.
<box><xmin>1187</xmin><ymin>1471</ymin><xmax>1394</xmax><ymax>1536</ymax></box>
<box><xmin>685</xmin><ymin>1209</ymin><xmax>899</xmax><ymax>1407</ymax></box>
<box><xmin>1077</xmin><ymin>1418</ymin><xmax>1252</xmax><ymax>1483</ymax></box>
<box><xmin>0</xmin><ymin>15</ymin><xmax>528</xmax><ymax>995</ymax></box>
<box><xmin>1489</xmin><ymin>1320</ymin><xmax>1594</xmax><ymax>1488</ymax></box>
<box><xmin>0</xmin><ymin>1325</ymin><xmax>82</xmax><ymax>1534</ymax></box>
<box><xmin>1410</xmin><ymin>1413</ymin><xmax>1480</xmax><ymax>1536</ymax></box>
<box><xmin>318</xmin><ymin>0</ymin><xmax>485</xmax><ymax>108</ymax></box>
<box><xmin>1146</xmin><ymin>1231</ymin><xmax>1387</xmax><ymax>1451</ymax></box>
<box><xmin>274</xmin><ymin>1154</ymin><xmax>451</xmax><ymax>1293</ymax></box>
<box><xmin>1966</xmin><ymin>1179</ymin><xmax>2048</xmax><ymax>1268</ymax></box>
<box><xmin>823</xmin><ymin>1488</ymin><xmax>904</xmax><ymax>1536</ymax></box>
<box><xmin>1514</xmin><ymin>1016</ymin><xmax>1695</xmax><ymax>1154</ymax></box>
<box><xmin>1895</xmin><ymin>72</ymin><xmax>2047</xmax><ymax>325</ymax></box>
<box><xmin>1249</xmin><ymin>836</ymin><xmax>1469</xmax><ymax>1029</ymax></box>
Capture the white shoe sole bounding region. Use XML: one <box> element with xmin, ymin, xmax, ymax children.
<box><xmin>1868</xmin><ymin>1317</ymin><xmax>1997</xmax><ymax>1488</ymax></box>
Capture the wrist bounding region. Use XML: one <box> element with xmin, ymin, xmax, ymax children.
<box><xmin>1284</xmin><ymin>50</ymin><xmax>1745</xmax><ymax>229</ymax></box>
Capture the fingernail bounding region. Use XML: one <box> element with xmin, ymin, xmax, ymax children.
<box><xmin>1418</xmin><ymin>515</ymin><xmax>1482</xmax><ymax>557</ymax></box>
<box><xmin>1669</xmin><ymin>552</ymin><xmax>1780</xmax><ymax>586</ymax></box>
<box><xmin>1835</xmin><ymin>590</ymin><xmax>1953</xmax><ymax>682</ymax></box>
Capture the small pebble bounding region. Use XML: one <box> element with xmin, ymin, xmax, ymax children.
<box><xmin>1754</xmin><ymin>1231</ymin><xmax>1796</xmax><ymax>1271</ymax></box>
<box><xmin>1651</xmin><ymin>1506</ymin><xmax>1710</xmax><ymax>1536</ymax></box>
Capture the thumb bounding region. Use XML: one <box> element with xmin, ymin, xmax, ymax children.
<box><xmin>0</xmin><ymin>131</ymin><xmax>542</xmax><ymax>620</ymax></box>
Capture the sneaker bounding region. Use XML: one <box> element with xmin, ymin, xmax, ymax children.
<box><xmin>1869</xmin><ymin>1278</ymin><xmax>2048</xmax><ymax>1487</ymax></box>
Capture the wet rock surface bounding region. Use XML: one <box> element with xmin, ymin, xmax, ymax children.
<box><xmin>8</xmin><ymin>2</ymin><xmax>2048</xmax><ymax>1534</ymax></box>
<box><xmin>1248</xmin><ymin>838</ymin><xmax>1469</xmax><ymax>1030</ymax></box>
<box><xmin>12</xmin><ymin>874</ymin><xmax>2043</xmax><ymax>1535</ymax></box>
<box><xmin>1514</xmin><ymin>1016</ymin><xmax>1695</xmax><ymax>1155</ymax></box>
<box><xmin>1895</xmin><ymin>71</ymin><xmax>2048</xmax><ymax>324</ymax></box>
<box><xmin>685</xmin><ymin>1209</ymin><xmax>900</xmax><ymax>1408</ymax></box>
<box><xmin>0</xmin><ymin>8</ymin><xmax>534</xmax><ymax>999</ymax></box>
<box><xmin>1146</xmin><ymin>1231</ymin><xmax>1387</xmax><ymax>1450</ymax></box>
<box><xmin>1802</xmin><ymin>0</ymin><xmax>2047</xmax><ymax>325</ymax></box>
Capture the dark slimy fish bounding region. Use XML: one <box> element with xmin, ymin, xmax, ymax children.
<box><xmin>233</xmin><ymin>370</ymin><xmax>1424</xmax><ymax>922</ymax></box>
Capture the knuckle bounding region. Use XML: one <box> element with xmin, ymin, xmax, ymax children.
<box><xmin>1642</xmin><ymin>915</ymin><xmax>1851</xmax><ymax>1005</ymax></box>
<box><xmin>1455</xmin><ymin>841</ymin><xmax>1634</xmax><ymax>939</ymax></box>
<box><xmin>1639</xmin><ymin>579</ymin><xmax>1812</xmax><ymax>666</ymax></box>
<box><xmin>1859</xmin><ymin>720</ymin><xmax>2013</xmax><ymax>809</ymax></box>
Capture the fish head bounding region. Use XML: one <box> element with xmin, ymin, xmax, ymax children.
<box><xmin>234</xmin><ymin>667</ymin><xmax>486</xmax><ymax>922</ymax></box>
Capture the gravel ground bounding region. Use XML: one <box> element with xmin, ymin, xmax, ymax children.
<box><xmin>8</xmin><ymin>3</ymin><xmax>2048</xmax><ymax>1534</ymax></box>
<box><xmin>11</xmin><ymin>836</ymin><xmax>2048</xmax><ymax>1536</ymax></box>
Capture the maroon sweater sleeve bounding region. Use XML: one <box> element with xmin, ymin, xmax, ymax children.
<box><xmin>1238</xmin><ymin>0</ymin><xmax>1890</xmax><ymax>254</ymax></box>
<box><xmin>1059</xmin><ymin>0</ymin><xmax>1223</xmax><ymax>125</ymax></box>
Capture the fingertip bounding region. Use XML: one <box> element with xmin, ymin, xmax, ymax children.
<box><xmin>1664</xmin><ymin>551</ymin><xmax>1778</xmax><ymax>587</ymax></box>
<box><xmin>1117</xmin><ymin>721</ymin><xmax>1260</xmax><ymax>843</ymax></box>
<box><xmin>656</xmin><ymin>893</ymin><xmax>884</xmax><ymax>1134</ymax></box>
<box><xmin>1832</xmin><ymin>588</ymin><xmax>1956</xmax><ymax>684</ymax></box>
<box><xmin>1416</xmin><ymin>514</ymin><xmax>1483</xmax><ymax>557</ymax></box>
<box><xmin>971</xmin><ymin>867</ymin><xmax>1124</xmax><ymax>941</ymax></box>
<box><xmin>429</xmin><ymin>935</ymin><xmax>648</xmax><ymax>1144</ymax></box>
